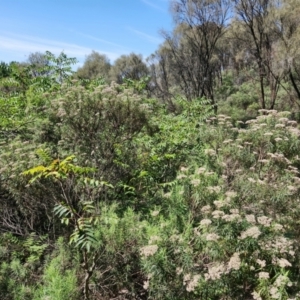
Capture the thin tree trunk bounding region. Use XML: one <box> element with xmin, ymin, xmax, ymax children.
<box><xmin>83</xmin><ymin>250</ymin><xmax>98</xmax><ymax>300</ymax></box>
<box><xmin>289</xmin><ymin>70</ymin><xmax>300</xmax><ymax>101</ymax></box>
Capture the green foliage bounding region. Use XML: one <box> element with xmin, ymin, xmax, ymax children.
<box><xmin>0</xmin><ymin>95</ymin><xmax>27</xmax><ymax>137</ymax></box>
<box><xmin>43</xmin><ymin>51</ymin><xmax>77</xmax><ymax>83</ymax></box>
<box><xmin>218</xmin><ymin>79</ymin><xmax>260</xmax><ymax>122</ymax></box>
<box><xmin>23</xmin><ymin>152</ymin><xmax>114</xmax><ymax>299</ymax></box>
<box><xmin>37</xmin><ymin>82</ymin><xmax>153</xmax><ymax>213</ymax></box>
<box><xmin>137</xmin><ymin>110</ymin><xmax>300</xmax><ymax>299</ymax></box>
<box><xmin>3</xmin><ymin>2</ymin><xmax>300</xmax><ymax>297</ymax></box>
<box><xmin>0</xmin><ymin>232</ymin><xmax>49</xmax><ymax>300</ymax></box>
<box><xmin>23</xmin><ymin>152</ymin><xmax>102</xmax><ymax>250</ymax></box>
<box><xmin>0</xmin><ymin>62</ymin><xmax>12</xmax><ymax>79</ymax></box>
<box><xmin>109</xmin><ymin>52</ymin><xmax>149</xmax><ymax>84</ymax></box>
<box><xmin>76</xmin><ymin>51</ymin><xmax>111</xmax><ymax>82</ymax></box>
<box><xmin>2</xmin><ymin>50</ymin><xmax>300</xmax><ymax>299</ymax></box>
<box><xmin>132</xmin><ymin>97</ymin><xmax>213</xmax><ymax>206</ymax></box>
<box><xmin>23</xmin><ymin>151</ymin><xmax>94</xmax><ymax>182</ymax></box>
<box><xmin>33</xmin><ymin>238</ymin><xmax>79</xmax><ymax>300</ymax></box>
<box><xmin>123</xmin><ymin>76</ymin><xmax>151</xmax><ymax>94</ymax></box>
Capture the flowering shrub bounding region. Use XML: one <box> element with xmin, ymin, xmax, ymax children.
<box><xmin>2</xmin><ymin>79</ymin><xmax>300</xmax><ymax>300</ymax></box>
<box><xmin>139</xmin><ymin>110</ymin><xmax>300</xmax><ymax>299</ymax></box>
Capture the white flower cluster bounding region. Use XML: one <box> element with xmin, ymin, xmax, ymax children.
<box><xmin>272</xmin><ymin>257</ymin><xmax>292</xmax><ymax>268</ymax></box>
<box><xmin>257</xmin><ymin>216</ymin><xmax>272</xmax><ymax>227</ymax></box>
<box><xmin>251</xmin><ymin>291</ymin><xmax>262</xmax><ymax>300</ymax></box>
<box><xmin>227</xmin><ymin>253</ymin><xmax>241</xmax><ymax>271</ymax></box>
<box><xmin>245</xmin><ymin>214</ymin><xmax>256</xmax><ymax>224</ymax></box>
<box><xmin>258</xmin><ymin>271</ymin><xmax>269</xmax><ymax>279</ymax></box>
<box><xmin>268</xmin><ymin>274</ymin><xmax>292</xmax><ymax>299</ymax></box>
<box><xmin>183</xmin><ymin>273</ymin><xmax>201</xmax><ymax>292</ymax></box>
<box><xmin>140</xmin><ymin>245</ymin><xmax>158</xmax><ymax>257</ymax></box>
<box><xmin>261</xmin><ymin>236</ymin><xmax>293</xmax><ymax>255</ymax></box>
<box><xmin>256</xmin><ymin>259</ymin><xmax>266</xmax><ymax>268</ymax></box>
<box><xmin>204</xmin><ymin>263</ymin><xmax>226</xmax><ymax>281</ymax></box>
<box><xmin>212</xmin><ymin>210</ymin><xmax>225</xmax><ymax>218</ymax></box>
<box><xmin>201</xmin><ymin>205</ymin><xmax>211</xmax><ymax>213</ymax></box>
<box><xmin>206</xmin><ymin>233</ymin><xmax>220</xmax><ymax>241</ymax></box>
<box><xmin>200</xmin><ymin>219</ymin><xmax>212</xmax><ymax>226</ymax></box>
<box><xmin>240</xmin><ymin>226</ymin><xmax>261</xmax><ymax>239</ymax></box>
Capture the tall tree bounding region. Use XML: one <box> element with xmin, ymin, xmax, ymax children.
<box><xmin>43</xmin><ymin>51</ymin><xmax>77</xmax><ymax>83</ymax></box>
<box><xmin>159</xmin><ymin>0</ymin><xmax>230</xmax><ymax>111</ymax></box>
<box><xmin>148</xmin><ymin>47</ymin><xmax>174</xmax><ymax>102</ymax></box>
<box><xmin>76</xmin><ymin>51</ymin><xmax>111</xmax><ymax>82</ymax></box>
<box><xmin>274</xmin><ymin>0</ymin><xmax>300</xmax><ymax>103</ymax></box>
<box><xmin>109</xmin><ymin>53</ymin><xmax>149</xmax><ymax>84</ymax></box>
<box><xmin>27</xmin><ymin>52</ymin><xmax>50</xmax><ymax>77</ymax></box>
<box><xmin>231</xmin><ymin>0</ymin><xmax>285</xmax><ymax>109</ymax></box>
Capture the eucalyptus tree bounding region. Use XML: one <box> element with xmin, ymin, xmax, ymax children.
<box><xmin>76</xmin><ymin>51</ymin><xmax>111</xmax><ymax>82</ymax></box>
<box><xmin>27</xmin><ymin>52</ymin><xmax>51</xmax><ymax>77</ymax></box>
<box><xmin>158</xmin><ymin>0</ymin><xmax>231</xmax><ymax>112</ymax></box>
<box><xmin>109</xmin><ymin>53</ymin><xmax>149</xmax><ymax>84</ymax></box>
<box><xmin>273</xmin><ymin>0</ymin><xmax>300</xmax><ymax>103</ymax></box>
<box><xmin>147</xmin><ymin>47</ymin><xmax>174</xmax><ymax>103</ymax></box>
<box><xmin>230</xmin><ymin>0</ymin><xmax>287</xmax><ymax>109</ymax></box>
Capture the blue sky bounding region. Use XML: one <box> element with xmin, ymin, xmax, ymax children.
<box><xmin>0</xmin><ymin>0</ymin><xmax>173</xmax><ymax>68</ymax></box>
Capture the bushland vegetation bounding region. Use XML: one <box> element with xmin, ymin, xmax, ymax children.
<box><xmin>1</xmin><ymin>0</ymin><xmax>300</xmax><ymax>299</ymax></box>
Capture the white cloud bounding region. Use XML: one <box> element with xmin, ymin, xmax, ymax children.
<box><xmin>72</xmin><ymin>31</ymin><xmax>127</xmax><ymax>50</ymax></box>
<box><xmin>141</xmin><ymin>0</ymin><xmax>166</xmax><ymax>12</ymax></box>
<box><xmin>0</xmin><ymin>32</ymin><xmax>120</xmax><ymax>62</ymax></box>
<box><xmin>128</xmin><ymin>27</ymin><xmax>162</xmax><ymax>44</ymax></box>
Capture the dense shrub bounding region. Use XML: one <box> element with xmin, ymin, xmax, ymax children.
<box><xmin>1</xmin><ymin>73</ymin><xmax>300</xmax><ymax>299</ymax></box>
